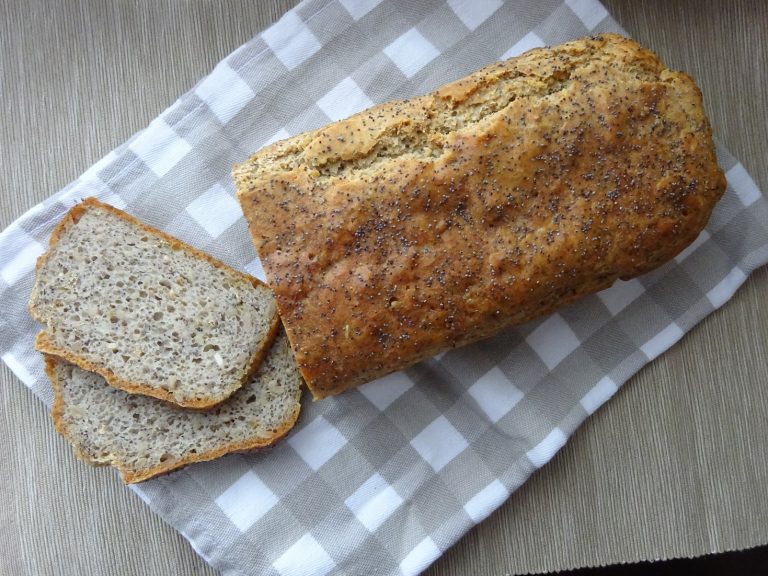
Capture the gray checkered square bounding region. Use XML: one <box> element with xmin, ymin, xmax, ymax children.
<box><xmin>348</xmin><ymin>413</ymin><xmax>410</xmax><ymax>469</ymax></box>
<box><xmin>645</xmin><ymin>266</ymin><xmax>707</xmax><ymax>320</ymax></box>
<box><xmin>437</xmin><ymin>447</ymin><xmax>500</xmax><ymax>502</ymax></box>
<box><xmin>416</xmin><ymin>9</ymin><xmax>472</xmax><ymax>53</ymax></box>
<box><xmin>411</xmin><ymin>475</ymin><xmax>465</xmax><ymax>533</ymax></box>
<box><xmin>283</xmin><ymin>475</ymin><xmax>344</xmax><ymax>528</ymax></box>
<box><xmin>581</xmin><ymin>323</ymin><xmax>641</xmax><ymax>374</ymax></box>
<box><xmin>382</xmin><ymin>445</ymin><xmax>435</xmax><ymax>501</ymax></box>
<box><xmin>560</xmin><ymin>297</ymin><xmax>614</xmax><ymax>341</ymax></box>
<box><xmin>496</xmin><ymin>340</ymin><xmax>551</xmax><ymax>390</ymax></box>
<box><xmin>300</xmin><ymin>1</ymin><xmax>355</xmax><ymax>45</ymax></box>
<box><xmin>538</xmin><ymin>4</ymin><xmax>591</xmax><ymax>42</ymax></box>
<box><xmin>382</xmin><ymin>384</ymin><xmax>443</xmax><ymax>439</ymax></box>
<box><xmin>242</xmin><ymin>449</ymin><xmax>314</xmax><ymax>498</ymax></box>
<box><xmin>472</xmin><ymin>424</ymin><xmax>531</xmax><ymax>478</ymax></box>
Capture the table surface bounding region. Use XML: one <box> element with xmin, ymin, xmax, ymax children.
<box><xmin>1</xmin><ymin>1</ymin><xmax>766</xmax><ymax>575</ymax></box>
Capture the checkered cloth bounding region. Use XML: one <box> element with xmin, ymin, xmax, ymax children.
<box><xmin>2</xmin><ymin>0</ymin><xmax>767</xmax><ymax>574</ymax></box>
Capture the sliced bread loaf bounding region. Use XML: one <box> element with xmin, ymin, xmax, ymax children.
<box><xmin>29</xmin><ymin>198</ymin><xmax>278</xmax><ymax>408</ymax></box>
<box><xmin>47</xmin><ymin>331</ymin><xmax>302</xmax><ymax>483</ymax></box>
<box><xmin>235</xmin><ymin>34</ymin><xmax>725</xmax><ymax>398</ymax></box>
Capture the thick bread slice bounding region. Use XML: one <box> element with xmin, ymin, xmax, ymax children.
<box><xmin>29</xmin><ymin>197</ymin><xmax>279</xmax><ymax>408</ymax></box>
<box><xmin>47</xmin><ymin>331</ymin><xmax>302</xmax><ymax>483</ymax></box>
<box><xmin>235</xmin><ymin>34</ymin><xmax>726</xmax><ymax>399</ymax></box>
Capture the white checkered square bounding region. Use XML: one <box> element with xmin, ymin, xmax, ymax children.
<box><xmin>316</xmin><ymin>77</ymin><xmax>374</xmax><ymax>121</ymax></box>
<box><xmin>447</xmin><ymin>0</ymin><xmax>503</xmax><ymax>31</ymax></box>
<box><xmin>338</xmin><ymin>0</ymin><xmax>382</xmax><ymax>20</ymax></box>
<box><xmin>463</xmin><ymin>479</ymin><xmax>509</xmax><ymax>523</ymax></box>
<box><xmin>468</xmin><ymin>366</ymin><xmax>523</xmax><ymax>423</ymax></box>
<box><xmin>598</xmin><ymin>278</ymin><xmax>645</xmax><ymax>316</ymax></box>
<box><xmin>128</xmin><ymin>118</ymin><xmax>191</xmax><ymax>177</ymax></box>
<box><xmin>726</xmin><ymin>163</ymin><xmax>762</xmax><ymax>207</ymax></box>
<box><xmin>2</xmin><ymin>352</ymin><xmax>36</xmax><ymax>387</ymax></box>
<box><xmin>0</xmin><ymin>226</ymin><xmax>44</xmax><ymax>286</ymax></box>
<box><xmin>640</xmin><ymin>322</ymin><xmax>684</xmax><ymax>361</ymax></box>
<box><xmin>185</xmin><ymin>183</ymin><xmax>242</xmax><ymax>238</ymax></box>
<box><xmin>707</xmin><ymin>266</ymin><xmax>747</xmax><ymax>308</ymax></box>
<box><xmin>273</xmin><ymin>533</ymin><xmax>336</xmax><ymax>576</ymax></box>
<box><xmin>383</xmin><ymin>28</ymin><xmax>440</xmax><ymax>79</ymax></box>
<box><xmin>288</xmin><ymin>415</ymin><xmax>348</xmax><ymax>471</ymax></box>
<box><xmin>579</xmin><ymin>376</ymin><xmax>618</xmax><ymax>415</ymax></box>
<box><xmin>400</xmin><ymin>537</ymin><xmax>441</xmax><ymax>576</ymax></box>
<box><xmin>675</xmin><ymin>230</ymin><xmax>711</xmax><ymax>263</ymax></box>
<box><xmin>358</xmin><ymin>371</ymin><xmax>413</xmax><ymax>411</ymax></box>
<box><xmin>245</xmin><ymin>257</ymin><xmax>267</xmax><ymax>282</ymax></box>
<box><xmin>501</xmin><ymin>31</ymin><xmax>545</xmax><ymax>59</ymax></box>
<box><xmin>411</xmin><ymin>415</ymin><xmax>468</xmax><ymax>472</ymax></box>
<box><xmin>526</xmin><ymin>427</ymin><xmax>568</xmax><ymax>468</ymax></box>
<box><xmin>525</xmin><ymin>313</ymin><xmax>581</xmax><ymax>370</ymax></box>
<box><xmin>215</xmin><ymin>470</ymin><xmax>278</xmax><ymax>532</ymax></box>
<box><xmin>565</xmin><ymin>0</ymin><xmax>609</xmax><ymax>30</ymax></box>
<box><xmin>345</xmin><ymin>472</ymin><xmax>403</xmax><ymax>532</ymax></box>
<box><xmin>195</xmin><ymin>62</ymin><xmax>255</xmax><ymax>124</ymax></box>
<box><xmin>262</xmin><ymin>11</ymin><xmax>321</xmax><ymax>71</ymax></box>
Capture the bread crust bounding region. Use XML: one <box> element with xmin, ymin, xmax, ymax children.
<box><xmin>46</xmin><ymin>354</ymin><xmax>302</xmax><ymax>483</ymax></box>
<box><xmin>30</xmin><ymin>197</ymin><xmax>280</xmax><ymax>409</ymax></box>
<box><xmin>235</xmin><ymin>34</ymin><xmax>726</xmax><ymax>399</ymax></box>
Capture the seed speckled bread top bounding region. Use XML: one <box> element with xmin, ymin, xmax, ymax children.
<box><xmin>234</xmin><ymin>34</ymin><xmax>726</xmax><ymax>399</ymax></box>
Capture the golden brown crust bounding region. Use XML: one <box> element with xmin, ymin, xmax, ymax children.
<box><xmin>45</xmin><ymin>353</ymin><xmax>302</xmax><ymax>483</ymax></box>
<box><xmin>30</xmin><ymin>197</ymin><xmax>280</xmax><ymax>409</ymax></box>
<box><xmin>235</xmin><ymin>34</ymin><xmax>727</xmax><ymax>399</ymax></box>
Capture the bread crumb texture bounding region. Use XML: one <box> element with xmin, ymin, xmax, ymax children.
<box><xmin>48</xmin><ymin>332</ymin><xmax>302</xmax><ymax>483</ymax></box>
<box><xmin>235</xmin><ymin>34</ymin><xmax>726</xmax><ymax>399</ymax></box>
<box><xmin>30</xmin><ymin>198</ymin><xmax>278</xmax><ymax>408</ymax></box>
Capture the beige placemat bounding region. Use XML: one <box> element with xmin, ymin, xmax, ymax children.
<box><xmin>1</xmin><ymin>1</ymin><xmax>766</xmax><ymax>574</ymax></box>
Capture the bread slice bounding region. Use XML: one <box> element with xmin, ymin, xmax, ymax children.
<box><xmin>47</xmin><ymin>331</ymin><xmax>302</xmax><ymax>483</ymax></box>
<box><xmin>29</xmin><ymin>197</ymin><xmax>279</xmax><ymax>408</ymax></box>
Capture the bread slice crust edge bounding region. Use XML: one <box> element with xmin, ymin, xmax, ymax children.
<box><xmin>46</xmin><ymin>353</ymin><xmax>302</xmax><ymax>483</ymax></box>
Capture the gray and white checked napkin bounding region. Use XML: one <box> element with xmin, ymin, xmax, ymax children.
<box><xmin>2</xmin><ymin>0</ymin><xmax>767</xmax><ymax>574</ymax></box>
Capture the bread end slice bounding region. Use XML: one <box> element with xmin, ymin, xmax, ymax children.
<box><xmin>47</xmin><ymin>331</ymin><xmax>303</xmax><ymax>483</ymax></box>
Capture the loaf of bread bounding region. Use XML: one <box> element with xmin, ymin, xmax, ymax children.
<box><xmin>47</xmin><ymin>331</ymin><xmax>302</xmax><ymax>483</ymax></box>
<box><xmin>234</xmin><ymin>34</ymin><xmax>726</xmax><ymax>399</ymax></box>
<box><xmin>29</xmin><ymin>198</ymin><xmax>279</xmax><ymax>408</ymax></box>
